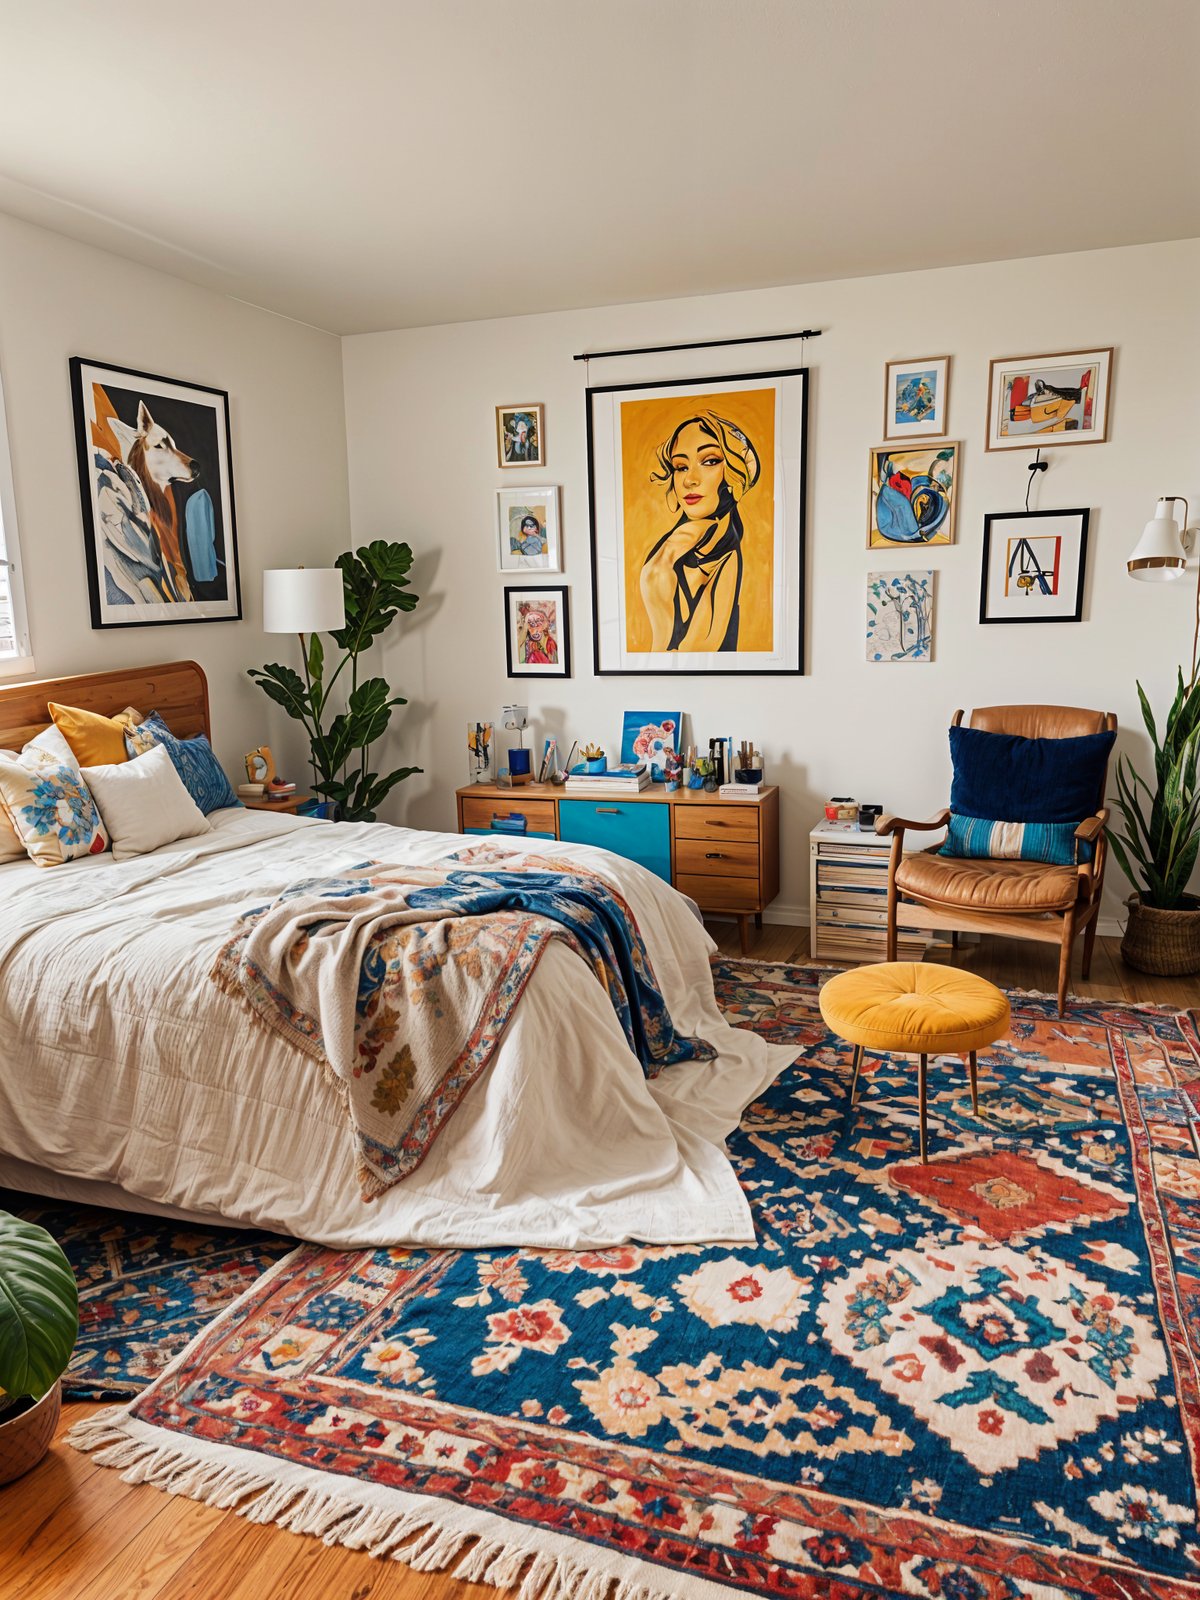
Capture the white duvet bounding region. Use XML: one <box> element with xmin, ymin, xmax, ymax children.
<box><xmin>0</xmin><ymin>810</ymin><xmax>793</xmax><ymax>1249</ymax></box>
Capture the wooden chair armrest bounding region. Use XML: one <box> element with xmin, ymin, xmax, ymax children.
<box><xmin>1074</xmin><ymin>809</ymin><xmax>1110</xmax><ymax>842</ymax></box>
<box><xmin>875</xmin><ymin>808</ymin><xmax>950</xmax><ymax>836</ymax></box>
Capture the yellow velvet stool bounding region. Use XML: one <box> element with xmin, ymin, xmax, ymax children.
<box><xmin>818</xmin><ymin>962</ymin><xmax>1011</xmax><ymax>1162</ymax></box>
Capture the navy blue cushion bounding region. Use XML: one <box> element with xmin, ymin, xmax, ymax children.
<box><xmin>948</xmin><ymin>724</ymin><xmax>1114</xmax><ymax>824</ymax></box>
<box><xmin>125</xmin><ymin>713</ymin><xmax>240</xmax><ymax>814</ymax></box>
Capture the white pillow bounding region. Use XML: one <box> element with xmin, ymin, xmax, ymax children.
<box><xmin>81</xmin><ymin>742</ymin><xmax>210</xmax><ymax>861</ymax></box>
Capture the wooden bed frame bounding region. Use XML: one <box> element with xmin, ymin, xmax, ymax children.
<box><xmin>0</xmin><ymin>660</ymin><xmax>211</xmax><ymax>752</ymax></box>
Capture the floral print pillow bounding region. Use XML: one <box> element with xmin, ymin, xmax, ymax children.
<box><xmin>0</xmin><ymin>751</ymin><xmax>109</xmax><ymax>867</ymax></box>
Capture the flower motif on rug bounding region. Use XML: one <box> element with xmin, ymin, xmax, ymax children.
<box><xmin>95</xmin><ymin>966</ymin><xmax>1200</xmax><ymax>1597</ymax></box>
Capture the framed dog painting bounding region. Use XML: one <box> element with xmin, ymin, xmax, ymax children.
<box><xmin>69</xmin><ymin>358</ymin><xmax>242</xmax><ymax>629</ymax></box>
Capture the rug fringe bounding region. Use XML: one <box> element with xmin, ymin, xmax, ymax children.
<box><xmin>66</xmin><ymin>1408</ymin><xmax>719</xmax><ymax>1600</ymax></box>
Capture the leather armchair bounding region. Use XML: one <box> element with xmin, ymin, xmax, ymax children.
<box><xmin>876</xmin><ymin>706</ymin><xmax>1117</xmax><ymax>1015</ymax></box>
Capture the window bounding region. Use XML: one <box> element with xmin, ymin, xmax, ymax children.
<box><xmin>0</xmin><ymin>364</ymin><xmax>32</xmax><ymax>677</ymax></box>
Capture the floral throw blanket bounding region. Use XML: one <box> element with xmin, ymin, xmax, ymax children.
<box><xmin>211</xmin><ymin>855</ymin><xmax>714</xmax><ymax>1200</ymax></box>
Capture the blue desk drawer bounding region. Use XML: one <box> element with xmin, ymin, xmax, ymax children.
<box><xmin>558</xmin><ymin>799</ymin><xmax>671</xmax><ymax>882</ymax></box>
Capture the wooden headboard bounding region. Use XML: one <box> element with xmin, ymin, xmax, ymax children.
<box><xmin>0</xmin><ymin>660</ymin><xmax>211</xmax><ymax>751</ymax></box>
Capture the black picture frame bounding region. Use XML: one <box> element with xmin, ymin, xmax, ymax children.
<box><xmin>504</xmin><ymin>583</ymin><xmax>571</xmax><ymax>678</ymax></box>
<box><xmin>586</xmin><ymin>366</ymin><xmax>808</xmax><ymax>675</ymax></box>
<box><xmin>69</xmin><ymin>356</ymin><xmax>242</xmax><ymax>630</ymax></box>
<box><xmin>979</xmin><ymin>509</ymin><xmax>1090</xmax><ymax>625</ymax></box>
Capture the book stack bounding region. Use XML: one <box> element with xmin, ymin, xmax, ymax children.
<box><xmin>718</xmin><ymin>782</ymin><xmax>762</xmax><ymax>800</ymax></box>
<box><xmin>564</xmin><ymin>761</ymin><xmax>650</xmax><ymax>796</ymax></box>
<box><xmin>237</xmin><ymin>782</ymin><xmax>264</xmax><ymax>799</ymax></box>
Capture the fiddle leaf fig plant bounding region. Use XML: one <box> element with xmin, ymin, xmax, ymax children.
<box><xmin>249</xmin><ymin>540</ymin><xmax>422</xmax><ymax>822</ymax></box>
<box><xmin>0</xmin><ymin>1210</ymin><xmax>79</xmax><ymax>1414</ymax></box>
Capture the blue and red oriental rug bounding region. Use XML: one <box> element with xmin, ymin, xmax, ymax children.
<box><xmin>71</xmin><ymin>961</ymin><xmax>1200</xmax><ymax>1599</ymax></box>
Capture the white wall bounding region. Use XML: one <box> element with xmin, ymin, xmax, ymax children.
<box><xmin>343</xmin><ymin>238</ymin><xmax>1200</xmax><ymax>931</ymax></box>
<box><xmin>0</xmin><ymin>210</ymin><xmax>349</xmax><ymax>777</ymax></box>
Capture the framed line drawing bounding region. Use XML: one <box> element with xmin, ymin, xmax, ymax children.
<box><xmin>587</xmin><ymin>366</ymin><xmax>807</xmax><ymax>676</ymax></box>
<box><xmin>70</xmin><ymin>357</ymin><xmax>241</xmax><ymax>629</ymax></box>
<box><xmin>986</xmin><ymin>349</ymin><xmax>1113</xmax><ymax>450</ymax></box>
<box><xmin>979</xmin><ymin>508</ymin><xmax>1090</xmax><ymax>624</ymax></box>
<box><xmin>883</xmin><ymin>355</ymin><xmax>950</xmax><ymax>441</ymax></box>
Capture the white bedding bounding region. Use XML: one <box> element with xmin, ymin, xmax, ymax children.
<box><xmin>0</xmin><ymin>810</ymin><xmax>794</xmax><ymax>1249</ymax></box>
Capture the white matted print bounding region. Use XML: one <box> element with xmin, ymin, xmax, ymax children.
<box><xmin>866</xmin><ymin>570</ymin><xmax>934</xmax><ymax>662</ymax></box>
<box><xmin>980</xmin><ymin>509</ymin><xmax>1089</xmax><ymax>624</ymax></box>
<box><xmin>986</xmin><ymin>349</ymin><xmax>1112</xmax><ymax>450</ymax></box>
<box><xmin>495</xmin><ymin>487</ymin><xmax>561</xmax><ymax>572</ymax></box>
<box><xmin>883</xmin><ymin>356</ymin><xmax>950</xmax><ymax>441</ymax></box>
<box><xmin>504</xmin><ymin>584</ymin><xmax>570</xmax><ymax>677</ymax></box>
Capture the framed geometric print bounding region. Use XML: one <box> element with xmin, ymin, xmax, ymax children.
<box><xmin>979</xmin><ymin>508</ymin><xmax>1090</xmax><ymax>624</ymax></box>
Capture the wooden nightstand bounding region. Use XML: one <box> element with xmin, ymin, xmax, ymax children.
<box><xmin>455</xmin><ymin>781</ymin><xmax>780</xmax><ymax>953</ymax></box>
<box><xmin>240</xmin><ymin>793</ymin><xmax>313</xmax><ymax>814</ymax></box>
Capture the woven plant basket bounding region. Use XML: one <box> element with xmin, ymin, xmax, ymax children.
<box><xmin>1121</xmin><ymin>895</ymin><xmax>1200</xmax><ymax>976</ymax></box>
<box><xmin>0</xmin><ymin>1379</ymin><xmax>60</xmax><ymax>1485</ymax></box>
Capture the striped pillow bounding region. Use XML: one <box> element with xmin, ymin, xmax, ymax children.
<box><xmin>940</xmin><ymin>813</ymin><xmax>1078</xmax><ymax>866</ymax></box>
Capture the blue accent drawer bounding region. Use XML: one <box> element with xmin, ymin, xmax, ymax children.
<box><xmin>465</xmin><ymin>826</ymin><xmax>555</xmax><ymax>839</ymax></box>
<box><xmin>558</xmin><ymin>799</ymin><xmax>671</xmax><ymax>882</ymax></box>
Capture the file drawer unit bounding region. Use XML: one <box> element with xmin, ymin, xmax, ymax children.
<box><xmin>455</xmin><ymin>782</ymin><xmax>779</xmax><ymax>953</ymax></box>
<box><xmin>809</xmin><ymin>822</ymin><xmax>933</xmax><ymax>964</ymax></box>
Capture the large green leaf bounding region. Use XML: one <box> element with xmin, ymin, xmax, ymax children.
<box><xmin>247</xmin><ymin>663</ymin><xmax>313</xmax><ymax>727</ymax></box>
<box><xmin>0</xmin><ymin>1212</ymin><xmax>78</xmax><ymax>1402</ymax></box>
<box><xmin>330</xmin><ymin>542</ymin><xmax>419</xmax><ymax>657</ymax></box>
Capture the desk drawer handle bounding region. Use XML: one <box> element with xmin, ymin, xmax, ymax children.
<box><xmin>705</xmin><ymin>851</ymin><xmax>727</xmax><ymax>860</ymax></box>
<box><xmin>596</xmin><ymin>806</ymin><xmax>620</xmax><ymax>814</ymax></box>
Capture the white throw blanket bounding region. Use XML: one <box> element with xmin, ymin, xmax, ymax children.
<box><xmin>0</xmin><ymin>810</ymin><xmax>796</xmax><ymax>1248</ymax></box>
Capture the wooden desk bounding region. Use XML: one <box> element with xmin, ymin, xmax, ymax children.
<box><xmin>456</xmin><ymin>781</ymin><xmax>779</xmax><ymax>953</ymax></box>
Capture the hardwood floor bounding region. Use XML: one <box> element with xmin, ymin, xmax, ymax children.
<box><xmin>3</xmin><ymin>930</ymin><xmax>1194</xmax><ymax>1600</ymax></box>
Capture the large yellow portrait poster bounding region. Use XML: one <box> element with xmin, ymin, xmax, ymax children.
<box><xmin>618</xmin><ymin>387</ymin><xmax>776</xmax><ymax>654</ymax></box>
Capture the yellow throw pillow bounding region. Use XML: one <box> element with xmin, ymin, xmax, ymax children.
<box><xmin>49</xmin><ymin>702</ymin><xmax>131</xmax><ymax>767</ymax></box>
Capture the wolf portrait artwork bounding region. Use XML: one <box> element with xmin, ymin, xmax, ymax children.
<box><xmin>70</xmin><ymin>358</ymin><xmax>242</xmax><ymax>629</ymax></box>
<box><xmin>588</xmin><ymin>369</ymin><xmax>806</xmax><ymax>676</ymax></box>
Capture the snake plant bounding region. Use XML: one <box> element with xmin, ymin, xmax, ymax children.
<box><xmin>0</xmin><ymin>1210</ymin><xmax>78</xmax><ymax>1413</ymax></box>
<box><xmin>1108</xmin><ymin>671</ymin><xmax>1200</xmax><ymax>910</ymax></box>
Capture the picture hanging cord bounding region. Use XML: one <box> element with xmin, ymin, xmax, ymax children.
<box><xmin>572</xmin><ymin>328</ymin><xmax>821</xmax><ymax>363</ymax></box>
<box><xmin>1024</xmin><ymin>447</ymin><xmax>1048</xmax><ymax>511</ymax></box>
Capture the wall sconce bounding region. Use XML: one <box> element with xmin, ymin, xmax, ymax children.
<box><xmin>1127</xmin><ymin>497</ymin><xmax>1193</xmax><ymax>582</ymax></box>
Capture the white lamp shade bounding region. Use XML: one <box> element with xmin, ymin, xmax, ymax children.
<box><xmin>262</xmin><ymin>567</ymin><xmax>346</xmax><ymax>632</ymax></box>
<box><xmin>1128</xmin><ymin>500</ymin><xmax>1186</xmax><ymax>583</ymax></box>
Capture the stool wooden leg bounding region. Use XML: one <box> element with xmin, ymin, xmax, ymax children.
<box><xmin>968</xmin><ymin>1050</ymin><xmax>979</xmax><ymax>1116</ymax></box>
<box><xmin>848</xmin><ymin>1044</ymin><xmax>864</xmax><ymax>1108</ymax></box>
<box><xmin>918</xmin><ymin>1053</ymin><xmax>929</xmax><ymax>1163</ymax></box>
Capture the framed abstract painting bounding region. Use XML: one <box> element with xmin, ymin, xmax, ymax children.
<box><xmin>867</xmin><ymin>441</ymin><xmax>959</xmax><ymax>548</ymax></box>
<box><xmin>69</xmin><ymin>357</ymin><xmax>241</xmax><ymax>630</ymax></box>
<box><xmin>883</xmin><ymin>356</ymin><xmax>950</xmax><ymax>441</ymax></box>
<box><xmin>495</xmin><ymin>486</ymin><xmax>561</xmax><ymax>572</ymax></box>
<box><xmin>986</xmin><ymin>349</ymin><xmax>1113</xmax><ymax>450</ymax></box>
<box><xmin>979</xmin><ymin>509</ymin><xmax>1090</xmax><ymax>624</ymax></box>
<box><xmin>866</xmin><ymin>570</ymin><xmax>935</xmax><ymax>663</ymax></box>
<box><xmin>504</xmin><ymin>584</ymin><xmax>570</xmax><ymax>677</ymax></box>
<box><xmin>496</xmin><ymin>404</ymin><xmax>545</xmax><ymax>467</ymax></box>
<box><xmin>587</xmin><ymin>367</ymin><xmax>807</xmax><ymax>676</ymax></box>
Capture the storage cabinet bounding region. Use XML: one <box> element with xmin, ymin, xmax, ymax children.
<box><xmin>456</xmin><ymin>781</ymin><xmax>780</xmax><ymax>952</ymax></box>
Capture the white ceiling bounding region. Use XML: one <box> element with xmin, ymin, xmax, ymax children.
<box><xmin>0</xmin><ymin>0</ymin><xmax>1196</xmax><ymax>335</ymax></box>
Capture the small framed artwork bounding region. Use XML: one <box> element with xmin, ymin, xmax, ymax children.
<box><xmin>868</xmin><ymin>442</ymin><xmax>959</xmax><ymax>547</ymax></box>
<box><xmin>245</xmin><ymin>746</ymin><xmax>275</xmax><ymax>784</ymax></box>
<box><xmin>495</xmin><ymin>486</ymin><xmax>561</xmax><ymax>572</ymax></box>
<box><xmin>883</xmin><ymin>356</ymin><xmax>950</xmax><ymax>440</ymax></box>
<box><xmin>986</xmin><ymin>349</ymin><xmax>1112</xmax><ymax>450</ymax></box>
<box><xmin>620</xmin><ymin>711</ymin><xmax>681</xmax><ymax>780</ymax></box>
<box><xmin>496</xmin><ymin>404</ymin><xmax>545</xmax><ymax>468</ymax></box>
<box><xmin>69</xmin><ymin>357</ymin><xmax>242</xmax><ymax>629</ymax></box>
<box><xmin>504</xmin><ymin>584</ymin><xmax>570</xmax><ymax>677</ymax></box>
<box><xmin>866</xmin><ymin>571</ymin><xmax>935</xmax><ymax>663</ymax></box>
<box><xmin>979</xmin><ymin>509</ymin><xmax>1090</xmax><ymax>624</ymax></box>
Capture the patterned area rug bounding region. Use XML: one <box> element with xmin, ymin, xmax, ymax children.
<box><xmin>0</xmin><ymin>1191</ymin><xmax>293</xmax><ymax>1399</ymax></box>
<box><xmin>71</xmin><ymin>961</ymin><xmax>1200</xmax><ymax>1599</ymax></box>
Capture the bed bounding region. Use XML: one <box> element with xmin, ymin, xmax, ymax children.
<box><xmin>0</xmin><ymin>661</ymin><xmax>794</xmax><ymax>1250</ymax></box>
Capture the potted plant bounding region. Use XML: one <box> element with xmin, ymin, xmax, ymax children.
<box><xmin>0</xmin><ymin>1208</ymin><xmax>78</xmax><ymax>1483</ymax></box>
<box><xmin>1109</xmin><ymin>671</ymin><xmax>1200</xmax><ymax>975</ymax></box>
<box><xmin>249</xmin><ymin>540</ymin><xmax>422</xmax><ymax>823</ymax></box>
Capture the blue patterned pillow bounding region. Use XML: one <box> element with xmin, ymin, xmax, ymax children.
<box><xmin>125</xmin><ymin>713</ymin><xmax>240</xmax><ymax>814</ymax></box>
<box><xmin>940</xmin><ymin>813</ymin><xmax>1078</xmax><ymax>866</ymax></box>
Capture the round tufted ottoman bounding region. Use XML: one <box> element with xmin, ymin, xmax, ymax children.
<box><xmin>818</xmin><ymin>962</ymin><xmax>1011</xmax><ymax>1162</ymax></box>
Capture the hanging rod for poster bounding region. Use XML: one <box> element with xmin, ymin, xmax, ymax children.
<box><xmin>571</xmin><ymin>329</ymin><xmax>821</xmax><ymax>363</ymax></box>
